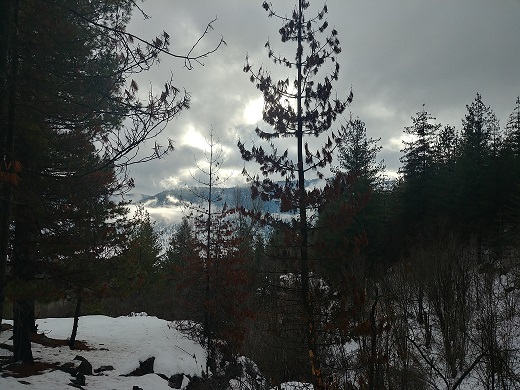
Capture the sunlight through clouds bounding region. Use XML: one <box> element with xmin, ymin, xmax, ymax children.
<box><xmin>243</xmin><ymin>97</ymin><xmax>264</xmax><ymax>124</ymax></box>
<box><xmin>180</xmin><ymin>124</ymin><xmax>208</xmax><ymax>151</ymax></box>
<box><xmin>387</xmin><ymin>133</ymin><xmax>416</xmax><ymax>152</ymax></box>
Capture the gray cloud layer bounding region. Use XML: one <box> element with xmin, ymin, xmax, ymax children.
<box><xmin>126</xmin><ymin>0</ymin><xmax>520</xmax><ymax>195</ymax></box>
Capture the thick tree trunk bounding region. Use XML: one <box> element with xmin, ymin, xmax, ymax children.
<box><xmin>13</xmin><ymin>300</ymin><xmax>34</xmax><ymax>363</ymax></box>
<box><xmin>12</xmin><ymin>215</ymin><xmax>38</xmax><ymax>364</ymax></box>
<box><xmin>0</xmin><ymin>0</ymin><xmax>18</xmax><ymax>331</ymax></box>
<box><xmin>69</xmin><ymin>295</ymin><xmax>82</xmax><ymax>349</ymax></box>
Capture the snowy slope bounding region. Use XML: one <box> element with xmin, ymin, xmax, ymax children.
<box><xmin>0</xmin><ymin>314</ymin><xmax>313</xmax><ymax>390</ymax></box>
<box><xmin>0</xmin><ymin>314</ymin><xmax>205</xmax><ymax>390</ymax></box>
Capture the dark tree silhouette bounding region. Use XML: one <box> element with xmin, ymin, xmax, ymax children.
<box><xmin>238</xmin><ymin>1</ymin><xmax>352</xmax><ymax>387</ymax></box>
<box><xmin>454</xmin><ymin>93</ymin><xmax>501</xmax><ymax>247</ymax></box>
<box><xmin>338</xmin><ymin>117</ymin><xmax>384</xmax><ymax>187</ymax></box>
<box><xmin>0</xmin><ymin>0</ymin><xmax>222</xmax><ymax>363</ymax></box>
<box><xmin>400</xmin><ymin>105</ymin><xmax>440</xmax><ymax>181</ymax></box>
<box><xmin>398</xmin><ymin>105</ymin><xmax>441</xmax><ymax>235</ymax></box>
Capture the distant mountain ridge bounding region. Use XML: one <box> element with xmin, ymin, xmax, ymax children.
<box><xmin>133</xmin><ymin>185</ymin><xmax>280</xmax><ymax>213</ymax></box>
<box><xmin>129</xmin><ymin>178</ymin><xmax>324</xmax><ymax>214</ymax></box>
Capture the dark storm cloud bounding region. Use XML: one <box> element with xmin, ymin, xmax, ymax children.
<box><xmin>126</xmin><ymin>0</ymin><xmax>520</xmax><ymax>195</ymax></box>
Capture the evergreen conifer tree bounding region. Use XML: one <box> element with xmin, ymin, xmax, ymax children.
<box><xmin>503</xmin><ymin>96</ymin><xmax>520</xmax><ymax>217</ymax></box>
<box><xmin>338</xmin><ymin>117</ymin><xmax>384</xmax><ymax>187</ymax></box>
<box><xmin>399</xmin><ymin>105</ymin><xmax>441</xmax><ymax>234</ymax></box>
<box><xmin>239</xmin><ymin>1</ymin><xmax>352</xmax><ymax>387</ymax></box>
<box><xmin>454</xmin><ymin>93</ymin><xmax>500</xmax><ymax>244</ymax></box>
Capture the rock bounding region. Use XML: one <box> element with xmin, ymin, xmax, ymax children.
<box><xmin>59</xmin><ymin>356</ymin><xmax>92</xmax><ymax>389</ymax></box>
<box><xmin>124</xmin><ymin>356</ymin><xmax>155</xmax><ymax>376</ymax></box>
<box><xmin>74</xmin><ymin>355</ymin><xmax>93</xmax><ymax>376</ymax></box>
<box><xmin>69</xmin><ymin>373</ymin><xmax>86</xmax><ymax>389</ymax></box>
<box><xmin>60</xmin><ymin>362</ymin><xmax>76</xmax><ymax>375</ymax></box>
<box><xmin>132</xmin><ymin>386</ymin><xmax>144</xmax><ymax>390</ymax></box>
<box><xmin>168</xmin><ymin>373</ymin><xmax>184</xmax><ymax>389</ymax></box>
<box><xmin>94</xmin><ymin>365</ymin><xmax>115</xmax><ymax>374</ymax></box>
<box><xmin>75</xmin><ymin>373</ymin><xmax>86</xmax><ymax>386</ymax></box>
<box><xmin>139</xmin><ymin>356</ymin><xmax>155</xmax><ymax>374</ymax></box>
<box><xmin>156</xmin><ymin>373</ymin><xmax>168</xmax><ymax>381</ymax></box>
<box><xmin>185</xmin><ymin>376</ymin><xmax>201</xmax><ymax>390</ymax></box>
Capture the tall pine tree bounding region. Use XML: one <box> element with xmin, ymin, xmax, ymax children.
<box><xmin>454</xmin><ymin>93</ymin><xmax>500</xmax><ymax>247</ymax></box>
<box><xmin>239</xmin><ymin>1</ymin><xmax>352</xmax><ymax>387</ymax></box>
<box><xmin>338</xmin><ymin>117</ymin><xmax>384</xmax><ymax>187</ymax></box>
<box><xmin>399</xmin><ymin>105</ymin><xmax>441</xmax><ymax>234</ymax></box>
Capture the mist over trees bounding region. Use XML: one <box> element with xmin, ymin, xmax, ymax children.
<box><xmin>1</xmin><ymin>0</ymin><xmax>520</xmax><ymax>389</ymax></box>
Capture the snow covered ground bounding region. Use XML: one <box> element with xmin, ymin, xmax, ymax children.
<box><xmin>0</xmin><ymin>314</ymin><xmax>313</xmax><ymax>390</ymax></box>
<box><xmin>0</xmin><ymin>314</ymin><xmax>206</xmax><ymax>390</ymax></box>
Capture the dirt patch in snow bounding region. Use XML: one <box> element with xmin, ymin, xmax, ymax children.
<box><xmin>30</xmin><ymin>332</ymin><xmax>93</xmax><ymax>351</ymax></box>
<box><xmin>1</xmin><ymin>361</ymin><xmax>61</xmax><ymax>378</ymax></box>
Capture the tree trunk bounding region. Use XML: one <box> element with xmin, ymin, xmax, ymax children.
<box><xmin>13</xmin><ymin>299</ymin><xmax>34</xmax><ymax>363</ymax></box>
<box><xmin>368</xmin><ymin>288</ymin><xmax>379</xmax><ymax>390</ymax></box>
<box><xmin>12</xmin><ymin>215</ymin><xmax>38</xmax><ymax>364</ymax></box>
<box><xmin>204</xmin><ymin>131</ymin><xmax>215</xmax><ymax>376</ymax></box>
<box><xmin>295</xmin><ymin>1</ymin><xmax>322</xmax><ymax>388</ymax></box>
<box><xmin>0</xmin><ymin>0</ymin><xmax>19</xmax><ymax>331</ymax></box>
<box><xmin>69</xmin><ymin>294</ymin><xmax>82</xmax><ymax>349</ymax></box>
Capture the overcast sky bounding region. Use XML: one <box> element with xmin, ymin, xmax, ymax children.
<box><xmin>125</xmin><ymin>0</ymin><xmax>520</xmax><ymax>198</ymax></box>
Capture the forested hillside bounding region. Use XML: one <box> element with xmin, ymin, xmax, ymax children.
<box><xmin>1</xmin><ymin>0</ymin><xmax>520</xmax><ymax>389</ymax></box>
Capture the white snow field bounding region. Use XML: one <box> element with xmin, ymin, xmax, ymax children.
<box><xmin>0</xmin><ymin>314</ymin><xmax>313</xmax><ymax>390</ymax></box>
